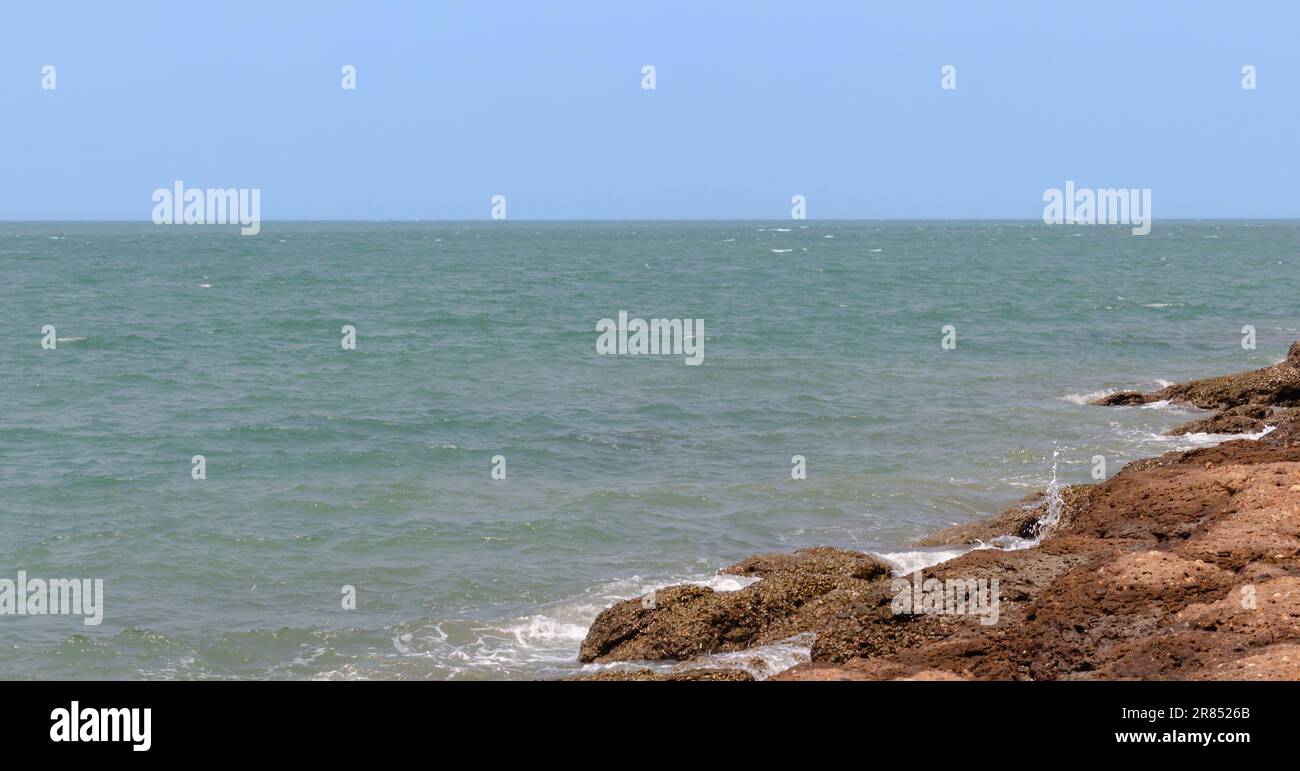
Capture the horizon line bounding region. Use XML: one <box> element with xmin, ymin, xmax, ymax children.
<box><xmin>5</xmin><ymin>217</ymin><xmax>1300</xmax><ymax>224</ymax></box>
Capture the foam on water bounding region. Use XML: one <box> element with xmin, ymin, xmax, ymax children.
<box><xmin>362</xmin><ymin>569</ymin><xmax>768</xmax><ymax>679</ymax></box>
<box><xmin>874</xmin><ymin>547</ymin><xmax>971</xmax><ymax>575</ymax></box>
<box><xmin>1115</xmin><ymin>423</ymin><xmax>1277</xmax><ymax>452</ymax></box>
<box><xmin>680</xmin><ymin>632</ymin><xmax>816</xmax><ymax>680</ymax></box>
<box><xmin>1150</xmin><ymin>425</ymin><xmax>1276</xmax><ymax>445</ymax></box>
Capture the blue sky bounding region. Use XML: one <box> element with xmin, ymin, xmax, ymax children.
<box><xmin>2</xmin><ymin>1</ymin><xmax>1298</xmax><ymax>220</ymax></box>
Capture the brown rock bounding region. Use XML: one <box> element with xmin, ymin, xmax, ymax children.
<box><xmin>1093</xmin><ymin>391</ymin><xmax>1154</xmax><ymax>406</ymax></box>
<box><xmin>577</xmin><ymin>547</ymin><xmax>891</xmax><ymax>664</ymax></box>
<box><xmin>1166</xmin><ymin>404</ymin><xmax>1272</xmax><ymax>435</ymax></box>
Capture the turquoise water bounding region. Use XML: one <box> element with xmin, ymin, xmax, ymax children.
<box><xmin>1</xmin><ymin>221</ymin><xmax>1296</xmax><ymax>679</ymax></box>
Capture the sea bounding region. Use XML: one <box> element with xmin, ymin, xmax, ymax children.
<box><xmin>2</xmin><ymin>220</ymin><xmax>1296</xmax><ymax>679</ymax></box>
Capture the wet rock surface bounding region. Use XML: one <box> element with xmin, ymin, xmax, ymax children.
<box><xmin>577</xmin><ymin>344</ymin><xmax>1300</xmax><ymax>681</ymax></box>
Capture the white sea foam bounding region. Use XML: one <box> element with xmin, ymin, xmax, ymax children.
<box><xmin>1153</xmin><ymin>425</ymin><xmax>1276</xmax><ymax>445</ymax></box>
<box><xmin>873</xmin><ymin>547</ymin><xmax>971</xmax><ymax>575</ymax></box>
<box><xmin>504</xmin><ymin>615</ymin><xmax>590</xmax><ymax>644</ymax></box>
<box><xmin>771</xmin><ymin>248</ymin><xmax>793</xmax><ymax>253</ymax></box>
<box><xmin>679</xmin><ymin>632</ymin><xmax>815</xmax><ymax>680</ymax></box>
<box><xmin>380</xmin><ymin>569</ymin><xmax>766</xmax><ymax>679</ymax></box>
<box><xmin>1060</xmin><ymin>388</ymin><xmax>1115</xmax><ymax>405</ymax></box>
<box><xmin>690</xmin><ymin>574</ymin><xmax>761</xmax><ymax>592</ymax></box>
<box><xmin>1110</xmin><ymin>422</ymin><xmax>1278</xmax><ymax>453</ymax></box>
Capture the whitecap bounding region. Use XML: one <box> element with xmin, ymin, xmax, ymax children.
<box><xmin>1060</xmin><ymin>388</ymin><xmax>1116</xmax><ymax>405</ymax></box>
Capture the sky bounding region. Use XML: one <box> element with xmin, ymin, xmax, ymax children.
<box><xmin>2</xmin><ymin>1</ymin><xmax>1299</xmax><ymax>220</ymax></box>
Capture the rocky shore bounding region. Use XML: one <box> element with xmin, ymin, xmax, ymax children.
<box><xmin>575</xmin><ymin>344</ymin><xmax>1300</xmax><ymax>680</ymax></box>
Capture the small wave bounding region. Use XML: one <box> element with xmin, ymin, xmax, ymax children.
<box><xmin>771</xmin><ymin>248</ymin><xmax>793</xmax><ymax>253</ymax></box>
<box><xmin>503</xmin><ymin>615</ymin><xmax>590</xmax><ymax>645</ymax></box>
<box><xmin>1155</xmin><ymin>425</ymin><xmax>1276</xmax><ymax>445</ymax></box>
<box><xmin>1060</xmin><ymin>388</ymin><xmax>1115</xmax><ymax>405</ymax></box>
<box><xmin>1112</xmin><ymin>422</ymin><xmax>1278</xmax><ymax>452</ymax></box>
<box><xmin>679</xmin><ymin>632</ymin><xmax>814</xmax><ymax>680</ymax></box>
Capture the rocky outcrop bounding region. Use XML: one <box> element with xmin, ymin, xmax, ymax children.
<box><xmin>576</xmin><ymin>343</ymin><xmax>1300</xmax><ymax>681</ymax></box>
<box><xmin>1094</xmin><ymin>342</ymin><xmax>1300</xmax><ymax>435</ymax></box>
<box><xmin>577</xmin><ymin>547</ymin><xmax>894</xmax><ymax>664</ymax></box>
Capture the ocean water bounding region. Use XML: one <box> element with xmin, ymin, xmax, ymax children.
<box><xmin>2</xmin><ymin>220</ymin><xmax>1297</xmax><ymax>680</ymax></box>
